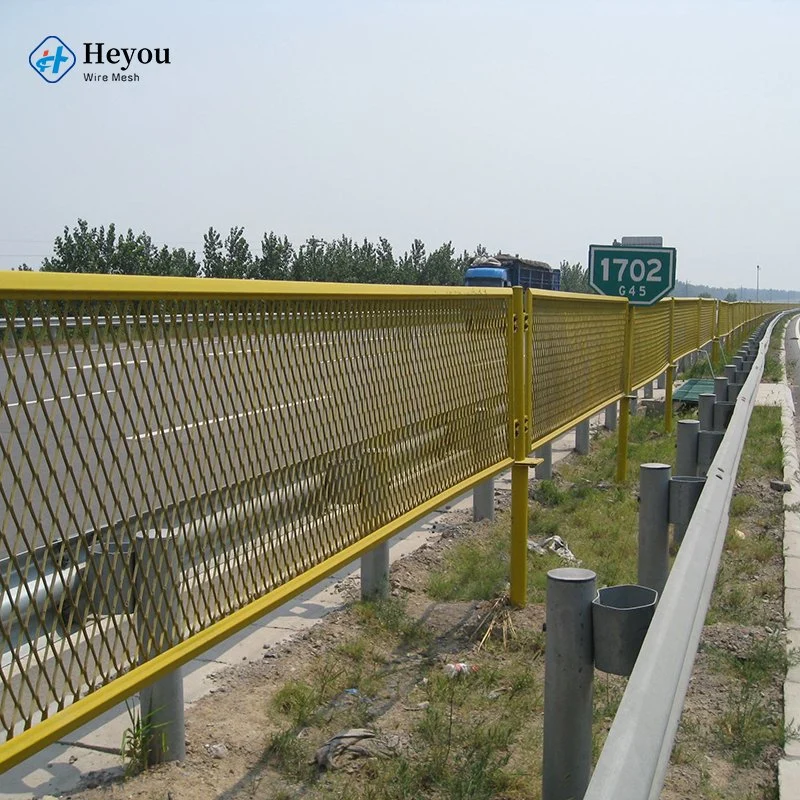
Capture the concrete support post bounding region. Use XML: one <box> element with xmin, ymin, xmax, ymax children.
<box><xmin>361</xmin><ymin>542</ymin><xmax>390</xmax><ymax>601</ymax></box>
<box><xmin>535</xmin><ymin>444</ymin><xmax>553</xmax><ymax>480</ymax></box>
<box><xmin>575</xmin><ymin>419</ymin><xmax>590</xmax><ymax>456</ymax></box>
<box><xmin>699</xmin><ymin>393</ymin><xmax>716</xmax><ymax>431</ymax></box>
<box><xmin>657</xmin><ymin>372</ymin><xmax>666</xmax><ymax>390</ymax></box>
<box><xmin>629</xmin><ymin>393</ymin><xmax>638</xmax><ymax>416</ymax></box>
<box><xmin>604</xmin><ymin>401</ymin><xmax>617</xmax><ymax>431</ymax></box>
<box><xmin>714</xmin><ymin>376</ymin><xmax>729</xmax><ymax>403</ymax></box>
<box><xmin>724</xmin><ymin>364</ymin><xmax>737</xmax><ymax>384</ymax></box>
<box><xmin>638</xmin><ymin>464</ymin><xmax>671</xmax><ymax>598</ymax></box>
<box><xmin>473</xmin><ymin>478</ymin><xmax>495</xmax><ymax>522</ymax></box>
<box><xmin>542</xmin><ymin>567</ymin><xmax>597</xmax><ymax>800</ymax></box>
<box><xmin>135</xmin><ymin>531</ymin><xmax>186</xmax><ymax>766</ymax></box>
<box><xmin>644</xmin><ymin>381</ymin><xmax>654</xmax><ymax>399</ymax></box>
<box><xmin>676</xmin><ymin>420</ymin><xmax>700</xmax><ymax>476</ymax></box>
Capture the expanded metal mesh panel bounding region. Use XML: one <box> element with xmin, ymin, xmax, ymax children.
<box><xmin>699</xmin><ymin>299</ymin><xmax>716</xmax><ymax>346</ymax></box>
<box><xmin>630</xmin><ymin>302</ymin><xmax>671</xmax><ymax>389</ymax></box>
<box><xmin>718</xmin><ymin>302</ymin><xmax>732</xmax><ymax>337</ymax></box>
<box><xmin>672</xmin><ymin>299</ymin><xmax>700</xmax><ymax>360</ymax></box>
<box><xmin>528</xmin><ymin>293</ymin><xmax>627</xmax><ymax>448</ymax></box>
<box><xmin>0</xmin><ymin>290</ymin><xmax>510</xmax><ymax>743</ymax></box>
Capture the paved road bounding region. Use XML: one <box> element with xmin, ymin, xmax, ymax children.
<box><xmin>786</xmin><ymin>313</ymin><xmax>800</xmax><ymax>439</ymax></box>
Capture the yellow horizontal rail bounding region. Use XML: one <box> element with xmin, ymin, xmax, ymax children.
<box><xmin>0</xmin><ymin>271</ymin><xmax>510</xmax><ymax>300</ymax></box>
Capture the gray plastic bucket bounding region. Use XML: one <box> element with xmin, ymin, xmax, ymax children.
<box><xmin>592</xmin><ymin>584</ymin><xmax>658</xmax><ymax>676</ymax></box>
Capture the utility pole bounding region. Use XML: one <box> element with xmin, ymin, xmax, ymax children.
<box><xmin>756</xmin><ymin>265</ymin><xmax>760</xmax><ymax>302</ymax></box>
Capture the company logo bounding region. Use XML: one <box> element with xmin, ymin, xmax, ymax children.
<box><xmin>29</xmin><ymin>35</ymin><xmax>77</xmax><ymax>83</ymax></box>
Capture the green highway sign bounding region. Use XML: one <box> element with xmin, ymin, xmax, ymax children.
<box><xmin>588</xmin><ymin>245</ymin><xmax>676</xmax><ymax>306</ymax></box>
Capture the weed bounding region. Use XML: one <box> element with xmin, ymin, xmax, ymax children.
<box><xmin>730</xmin><ymin>493</ymin><xmax>759</xmax><ymax>518</ymax></box>
<box><xmin>273</xmin><ymin>680</ymin><xmax>321</xmax><ymax>727</ymax></box>
<box><xmin>354</xmin><ymin>598</ymin><xmax>430</xmax><ymax>648</ymax></box>
<box><xmin>428</xmin><ymin>522</ymin><xmax>509</xmax><ymax>601</ymax></box>
<box><xmin>263</xmin><ymin>728</ymin><xmax>315</xmax><ymax>781</ymax></box>
<box><xmin>707</xmin><ymin>632</ymin><xmax>791</xmax><ymax>686</ymax></box>
<box><xmin>120</xmin><ymin>700</ymin><xmax>167</xmax><ymax>777</ymax></box>
<box><xmin>534</xmin><ymin>480</ymin><xmax>567</xmax><ymax>507</ymax></box>
<box><xmin>715</xmin><ymin>684</ymin><xmax>780</xmax><ymax>766</ymax></box>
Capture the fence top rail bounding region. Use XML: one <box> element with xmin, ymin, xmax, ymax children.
<box><xmin>0</xmin><ymin>272</ymin><xmax>511</xmax><ymax>301</ymax></box>
<box><xmin>528</xmin><ymin>288</ymin><xmax>628</xmax><ymax>304</ymax></box>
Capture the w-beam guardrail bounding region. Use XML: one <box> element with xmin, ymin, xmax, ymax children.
<box><xmin>583</xmin><ymin>311</ymin><xmax>791</xmax><ymax>800</ymax></box>
<box><xmin>0</xmin><ymin>269</ymin><xmax>795</xmax><ymax>773</ymax></box>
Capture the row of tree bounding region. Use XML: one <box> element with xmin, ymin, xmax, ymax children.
<box><xmin>19</xmin><ymin>219</ymin><xmax>589</xmax><ymax>290</ymax></box>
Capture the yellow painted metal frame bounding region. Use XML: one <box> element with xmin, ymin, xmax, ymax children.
<box><xmin>0</xmin><ymin>271</ymin><xmax>792</xmax><ymax>770</ymax></box>
<box><xmin>0</xmin><ymin>271</ymin><xmax>510</xmax><ymax>300</ymax></box>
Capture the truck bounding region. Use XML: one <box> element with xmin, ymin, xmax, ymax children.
<box><xmin>464</xmin><ymin>253</ymin><xmax>561</xmax><ymax>290</ymax></box>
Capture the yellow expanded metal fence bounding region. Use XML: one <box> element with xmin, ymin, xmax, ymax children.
<box><xmin>0</xmin><ymin>270</ymin><xmax>795</xmax><ymax>772</ymax></box>
<box><xmin>527</xmin><ymin>291</ymin><xmax>628</xmax><ymax>450</ymax></box>
<box><xmin>672</xmin><ymin>299</ymin><xmax>700</xmax><ymax>361</ymax></box>
<box><xmin>630</xmin><ymin>303</ymin><xmax>672</xmax><ymax>390</ymax></box>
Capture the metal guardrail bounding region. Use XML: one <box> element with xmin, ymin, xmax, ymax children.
<box><xmin>583</xmin><ymin>312</ymin><xmax>787</xmax><ymax>800</ymax></box>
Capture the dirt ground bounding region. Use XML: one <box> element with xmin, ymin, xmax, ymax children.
<box><xmin>64</xmin><ymin>458</ymin><xmax>787</xmax><ymax>800</ymax></box>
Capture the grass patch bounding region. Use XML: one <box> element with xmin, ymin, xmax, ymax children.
<box><xmin>735</xmin><ymin>406</ymin><xmax>783</xmax><ymax>480</ymax></box>
<box><xmin>263</xmin><ymin>601</ymin><xmax>542</xmax><ymax>800</ymax></box>
<box><xmin>428</xmin><ymin>524</ymin><xmax>509</xmax><ymax>602</ymax></box>
<box><xmin>763</xmin><ymin>317</ymin><xmax>788</xmax><ymax>383</ymax></box>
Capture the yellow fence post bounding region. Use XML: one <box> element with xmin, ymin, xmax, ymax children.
<box><xmin>665</xmin><ymin>298</ymin><xmax>675</xmax><ymax>433</ymax></box>
<box><xmin>711</xmin><ymin>300</ymin><xmax>720</xmax><ymax>365</ymax></box>
<box><xmin>510</xmin><ymin>286</ymin><xmax>530</xmax><ymax>607</ymax></box>
<box><xmin>615</xmin><ymin>304</ymin><xmax>635</xmax><ymax>483</ymax></box>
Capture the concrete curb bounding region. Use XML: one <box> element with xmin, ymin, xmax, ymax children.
<box><xmin>780</xmin><ymin>314</ymin><xmax>800</xmax><ymax>800</ymax></box>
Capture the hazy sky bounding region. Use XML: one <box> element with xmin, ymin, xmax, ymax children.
<box><xmin>2</xmin><ymin>0</ymin><xmax>798</xmax><ymax>291</ymax></box>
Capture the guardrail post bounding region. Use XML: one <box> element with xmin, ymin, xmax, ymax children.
<box><xmin>575</xmin><ymin>419</ymin><xmax>590</xmax><ymax>455</ymax></box>
<box><xmin>638</xmin><ymin>464</ymin><xmax>671</xmax><ymax>597</ymax></box>
<box><xmin>135</xmin><ymin>530</ymin><xmax>186</xmax><ymax>766</ymax></box>
<box><xmin>669</xmin><ymin>476</ymin><xmax>706</xmax><ymax>546</ymax></box>
<box><xmin>535</xmin><ymin>443</ymin><xmax>552</xmax><ymax>480</ymax></box>
<box><xmin>361</xmin><ymin>542</ymin><xmax>390</xmax><ymax>600</ymax></box>
<box><xmin>698</xmin><ymin>392</ymin><xmax>715</xmax><ymax>431</ymax></box>
<box><xmin>675</xmin><ymin>419</ymin><xmax>700</xmax><ymax>476</ymax></box>
<box><xmin>604</xmin><ymin>401</ymin><xmax>617</xmax><ymax>431</ymax></box>
<box><xmin>698</xmin><ymin>430</ymin><xmax>725</xmax><ymax>476</ymax></box>
<box><xmin>543</xmin><ymin>567</ymin><xmax>597</xmax><ymax>800</ymax></box>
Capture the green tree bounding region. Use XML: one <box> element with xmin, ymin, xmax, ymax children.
<box><xmin>255</xmin><ymin>232</ymin><xmax>294</xmax><ymax>280</ymax></box>
<box><xmin>222</xmin><ymin>226</ymin><xmax>253</xmax><ymax>279</ymax></box>
<box><xmin>423</xmin><ymin>242</ymin><xmax>459</xmax><ymax>285</ymax></box>
<box><xmin>292</xmin><ymin>237</ymin><xmax>327</xmax><ymax>282</ymax></box>
<box><xmin>559</xmin><ymin>260</ymin><xmax>589</xmax><ymax>293</ymax></box>
<box><xmin>201</xmin><ymin>227</ymin><xmax>224</xmax><ymax>279</ymax></box>
<box><xmin>724</xmin><ymin>292</ymin><xmax>737</xmax><ymax>302</ymax></box>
